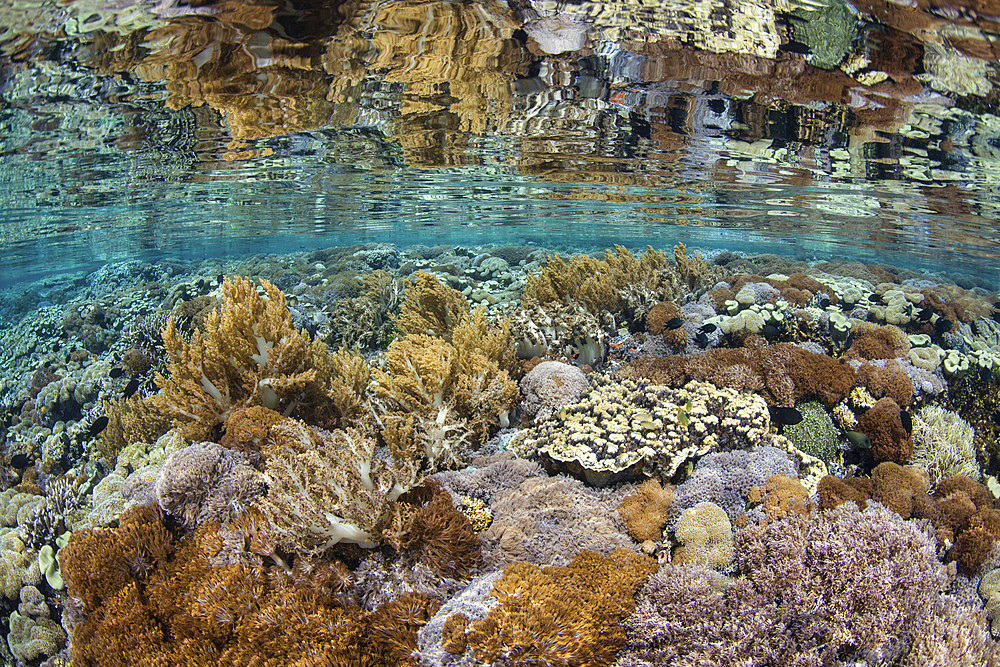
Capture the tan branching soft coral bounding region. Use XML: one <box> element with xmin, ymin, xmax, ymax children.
<box><xmin>258</xmin><ymin>417</ymin><xmax>422</xmax><ymax>552</ymax></box>
<box><xmin>620</xmin><ymin>479</ymin><xmax>675</xmax><ymax>542</ymax></box>
<box><xmin>98</xmin><ymin>394</ymin><xmax>172</xmax><ymax>465</ymax></box>
<box><xmin>522</xmin><ymin>245</ymin><xmax>685</xmax><ymax>325</ymax></box>
<box><xmin>393</xmin><ymin>270</ymin><xmax>474</xmax><ymax>340</ymax></box>
<box><xmin>674</xmin><ymin>243</ymin><xmax>721</xmax><ymax>292</ymax></box>
<box><xmin>463</xmin><ymin>549</ymin><xmax>658</xmax><ymax>665</ymax></box>
<box><xmin>373</xmin><ymin>284</ymin><xmax>519</xmax><ymax>462</ymax></box>
<box><xmin>154</xmin><ymin>276</ymin><xmax>356</xmax><ymax>440</ymax></box>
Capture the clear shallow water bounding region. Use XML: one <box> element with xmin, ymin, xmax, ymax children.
<box><xmin>1</xmin><ymin>0</ymin><xmax>999</xmax><ymax>287</ymax></box>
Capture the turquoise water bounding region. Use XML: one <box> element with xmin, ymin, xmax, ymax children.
<box><xmin>3</xmin><ymin>0</ymin><xmax>1000</xmax><ymax>665</ymax></box>
<box><xmin>2</xmin><ymin>0</ymin><xmax>999</xmax><ymax>287</ymax></box>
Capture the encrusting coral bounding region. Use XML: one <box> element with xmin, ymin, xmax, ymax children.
<box><xmin>154</xmin><ymin>276</ymin><xmax>360</xmax><ymax>440</ymax></box>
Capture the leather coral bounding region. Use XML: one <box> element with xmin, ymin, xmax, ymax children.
<box><xmin>154</xmin><ymin>275</ymin><xmax>360</xmax><ymax>441</ymax></box>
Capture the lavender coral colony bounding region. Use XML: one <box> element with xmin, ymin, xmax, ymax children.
<box><xmin>2</xmin><ymin>244</ymin><xmax>1000</xmax><ymax>666</ymax></box>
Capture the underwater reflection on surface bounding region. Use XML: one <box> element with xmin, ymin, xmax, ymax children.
<box><xmin>0</xmin><ymin>0</ymin><xmax>999</xmax><ymax>285</ymax></box>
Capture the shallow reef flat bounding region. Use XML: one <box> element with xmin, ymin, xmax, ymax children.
<box><xmin>2</xmin><ymin>242</ymin><xmax>1000</xmax><ymax>666</ymax></box>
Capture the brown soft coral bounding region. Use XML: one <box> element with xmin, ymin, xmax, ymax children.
<box><xmin>393</xmin><ymin>480</ymin><xmax>482</xmax><ymax>579</ymax></box>
<box><xmin>950</xmin><ymin>509</ymin><xmax>1000</xmax><ymax>574</ymax></box>
<box><xmin>65</xmin><ymin>505</ymin><xmax>438</xmax><ymax>667</ymax></box>
<box><xmin>817</xmin><ymin>475</ymin><xmax>872</xmax><ymax>510</ymax></box>
<box><xmin>846</xmin><ymin>324</ymin><xmax>910</xmax><ymax>361</ymax></box>
<box><xmin>62</xmin><ymin>503</ymin><xmax>175</xmax><ymax>613</ymax></box>
<box><xmin>464</xmin><ymin>549</ymin><xmax>657</xmax><ymax>666</ymax></box>
<box><xmin>153</xmin><ymin>276</ymin><xmax>355</xmax><ymax>440</ymax></box>
<box><xmin>620</xmin><ymin>336</ymin><xmax>855</xmax><ymax>407</ymax></box>
<box><xmin>858</xmin><ymin>359</ymin><xmax>914</xmax><ymax>406</ymax></box>
<box><xmin>857</xmin><ymin>397</ymin><xmax>911</xmax><ymax>461</ymax></box>
<box><xmin>749</xmin><ymin>474</ymin><xmax>812</xmax><ymax>522</ymax></box>
<box><xmin>646</xmin><ymin>301</ymin><xmax>688</xmax><ymax>348</ymax></box>
<box><xmin>871</xmin><ymin>462</ymin><xmax>929</xmax><ymax>518</ymax></box>
<box><xmin>620</xmin><ymin>479</ymin><xmax>674</xmax><ymax>542</ymax></box>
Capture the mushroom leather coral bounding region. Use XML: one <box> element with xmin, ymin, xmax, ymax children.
<box><xmin>154</xmin><ymin>276</ymin><xmax>353</xmax><ymax>440</ymax></box>
<box><xmin>464</xmin><ymin>549</ymin><xmax>657</xmax><ymax>666</ymax></box>
<box><xmin>62</xmin><ymin>504</ymin><xmax>438</xmax><ymax>666</ymax></box>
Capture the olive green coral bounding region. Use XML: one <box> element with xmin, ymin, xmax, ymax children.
<box><xmin>782</xmin><ymin>401</ymin><xmax>839</xmax><ymax>464</ymax></box>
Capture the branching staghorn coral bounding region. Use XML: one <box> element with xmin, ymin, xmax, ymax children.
<box><xmin>154</xmin><ymin>276</ymin><xmax>361</xmax><ymax>440</ymax></box>
<box><xmin>258</xmin><ymin>417</ymin><xmax>422</xmax><ymax>552</ymax></box>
